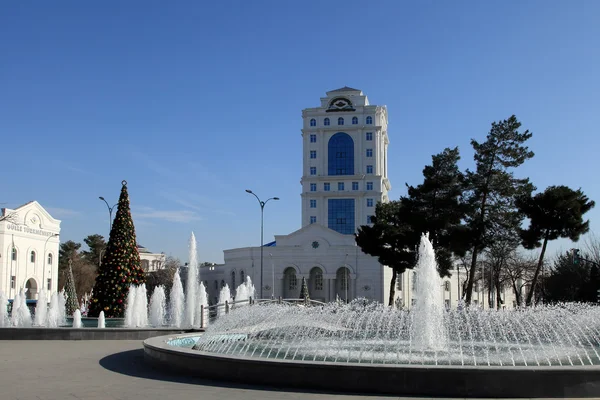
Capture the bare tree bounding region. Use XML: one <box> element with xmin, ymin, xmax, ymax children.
<box><xmin>583</xmin><ymin>232</ymin><xmax>600</xmax><ymax>266</ymax></box>
<box><xmin>503</xmin><ymin>252</ymin><xmax>537</xmax><ymax>307</ymax></box>
<box><xmin>0</xmin><ymin>209</ymin><xmax>18</xmax><ymax>224</ymax></box>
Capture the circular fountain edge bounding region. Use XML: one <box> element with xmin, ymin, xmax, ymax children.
<box><xmin>143</xmin><ymin>334</ymin><xmax>600</xmax><ymax>398</ymax></box>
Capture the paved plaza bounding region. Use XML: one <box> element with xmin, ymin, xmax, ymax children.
<box><xmin>0</xmin><ymin>340</ymin><xmax>583</xmax><ymax>400</ymax></box>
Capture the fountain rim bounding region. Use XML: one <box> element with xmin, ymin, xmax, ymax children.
<box><xmin>149</xmin><ymin>333</ymin><xmax>600</xmax><ymax>371</ymax></box>
<box><xmin>144</xmin><ymin>333</ymin><xmax>600</xmax><ymax>398</ymax></box>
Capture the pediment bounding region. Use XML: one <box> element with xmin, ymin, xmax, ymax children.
<box><xmin>4</xmin><ymin>201</ymin><xmax>61</xmax><ymax>229</ymax></box>
<box><xmin>274</xmin><ymin>223</ymin><xmax>355</xmax><ymax>248</ymax></box>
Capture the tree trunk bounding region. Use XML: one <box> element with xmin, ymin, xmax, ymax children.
<box><xmin>526</xmin><ymin>233</ymin><xmax>549</xmax><ymax>306</ymax></box>
<box><xmin>388</xmin><ymin>268</ymin><xmax>397</xmax><ymax>306</ymax></box>
<box><xmin>465</xmin><ymin>247</ymin><xmax>479</xmax><ymax>304</ymax></box>
<box><xmin>495</xmin><ymin>276</ymin><xmax>503</xmax><ymax>309</ymax></box>
<box><xmin>512</xmin><ymin>281</ymin><xmax>521</xmax><ymax>306</ymax></box>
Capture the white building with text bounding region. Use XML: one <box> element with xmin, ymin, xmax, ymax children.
<box><xmin>0</xmin><ymin>201</ymin><xmax>61</xmax><ymax>301</ymax></box>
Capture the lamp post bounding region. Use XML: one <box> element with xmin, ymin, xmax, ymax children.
<box><xmin>245</xmin><ymin>189</ymin><xmax>279</xmax><ymax>299</ymax></box>
<box><xmin>43</xmin><ymin>233</ymin><xmax>59</xmax><ymax>293</ymax></box>
<box><xmin>98</xmin><ymin>196</ymin><xmax>118</xmax><ymax>233</ymax></box>
<box><xmin>269</xmin><ymin>253</ymin><xmax>274</xmax><ymax>299</ymax></box>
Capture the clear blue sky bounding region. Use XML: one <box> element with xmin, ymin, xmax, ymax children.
<box><xmin>1</xmin><ymin>1</ymin><xmax>599</xmax><ymax>263</ymax></box>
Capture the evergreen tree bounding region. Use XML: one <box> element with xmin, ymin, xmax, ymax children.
<box><xmin>81</xmin><ymin>234</ymin><xmax>107</xmax><ymax>268</ymax></box>
<box><xmin>299</xmin><ymin>276</ymin><xmax>310</xmax><ymax>302</ymax></box>
<box><xmin>356</xmin><ymin>148</ymin><xmax>470</xmax><ymax>305</ymax></box>
<box><xmin>64</xmin><ymin>259</ymin><xmax>79</xmax><ymax>316</ymax></box>
<box><xmin>88</xmin><ymin>181</ymin><xmax>145</xmax><ymax>317</ymax></box>
<box><xmin>545</xmin><ymin>251</ymin><xmax>597</xmax><ymax>303</ymax></box>
<box><xmin>463</xmin><ymin>115</ymin><xmax>535</xmax><ymax>305</ymax></box>
<box><xmin>400</xmin><ymin>147</ymin><xmax>470</xmax><ymax>276</ymax></box>
<box><xmin>356</xmin><ymin>201</ymin><xmax>415</xmax><ymax>306</ymax></box>
<box><xmin>58</xmin><ymin>240</ymin><xmax>82</xmax><ymax>290</ymax></box>
<box><xmin>517</xmin><ymin>185</ymin><xmax>595</xmax><ymax>305</ymax></box>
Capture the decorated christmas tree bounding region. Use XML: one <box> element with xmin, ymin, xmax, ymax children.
<box><xmin>64</xmin><ymin>259</ymin><xmax>79</xmax><ymax>316</ymax></box>
<box><xmin>88</xmin><ymin>181</ymin><xmax>146</xmax><ymax>318</ymax></box>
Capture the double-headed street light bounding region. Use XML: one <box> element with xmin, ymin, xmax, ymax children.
<box><xmin>245</xmin><ymin>189</ymin><xmax>279</xmax><ymax>299</ymax></box>
<box><xmin>98</xmin><ymin>196</ymin><xmax>118</xmax><ymax>232</ymax></box>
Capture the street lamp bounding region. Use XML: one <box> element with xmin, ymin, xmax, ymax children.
<box><xmin>43</xmin><ymin>233</ymin><xmax>59</xmax><ymax>292</ymax></box>
<box><xmin>245</xmin><ymin>189</ymin><xmax>279</xmax><ymax>299</ymax></box>
<box><xmin>98</xmin><ymin>196</ymin><xmax>118</xmax><ymax>232</ymax></box>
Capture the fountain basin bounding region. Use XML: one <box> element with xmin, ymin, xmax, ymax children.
<box><xmin>144</xmin><ymin>333</ymin><xmax>600</xmax><ymax>397</ymax></box>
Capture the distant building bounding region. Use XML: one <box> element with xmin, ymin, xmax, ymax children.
<box><xmin>137</xmin><ymin>244</ymin><xmax>165</xmax><ymax>272</ymax></box>
<box><xmin>200</xmin><ymin>87</ymin><xmax>394</xmax><ymax>304</ymax></box>
<box><xmin>0</xmin><ymin>201</ymin><xmax>61</xmax><ymax>300</ymax></box>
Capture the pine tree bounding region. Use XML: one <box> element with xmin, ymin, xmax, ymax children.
<box><xmin>463</xmin><ymin>115</ymin><xmax>535</xmax><ymax>305</ymax></box>
<box><xmin>64</xmin><ymin>259</ymin><xmax>79</xmax><ymax>316</ymax></box>
<box><xmin>88</xmin><ymin>181</ymin><xmax>146</xmax><ymax>317</ymax></box>
<box><xmin>299</xmin><ymin>277</ymin><xmax>310</xmax><ymax>302</ymax></box>
<box><xmin>517</xmin><ymin>185</ymin><xmax>595</xmax><ymax>305</ymax></box>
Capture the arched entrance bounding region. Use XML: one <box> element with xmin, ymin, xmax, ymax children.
<box><xmin>283</xmin><ymin>267</ymin><xmax>299</xmax><ymax>299</ymax></box>
<box><xmin>309</xmin><ymin>267</ymin><xmax>325</xmax><ymax>301</ymax></box>
<box><xmin>25</xmin><ymin>278</ymin><xmax>38</xmax><ymax>300</ymax></box>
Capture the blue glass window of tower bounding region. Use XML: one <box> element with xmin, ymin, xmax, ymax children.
<box><xmin>366</xmin><ymin>182</ymin><xmax>373</xmax><ymax>190</ymax></box>
<box><xmin>310</xmin><ymin>199</ymin><xmax>316</xmax><ymax>208</ymax></box>
<box><xmin>338</xmin><ymin>117</ymin><xmax>344</xmax><ymax>125</ymax></box>
<box><xmin>366</xmin><ymin>116</ymin><xmax>373</xmax><ymax>125</ymax></box>
<box><xmin>310</xmin><ymin>167</ymin><xmax>316</xmax><ymax>175</ymax></box>
<box><xmin>324</xmin><ymin>183</ymin><xmax>330</xmax><ymax>191</ymax></box>
<box><xmin>310</xmin><ymin>134</ymin><xmax>316</xmax><ymax>143</ymax></box>
<box><xmin>367</xmin><ymin>215</ymin><xmax>373</xmax><ymax>224</ymax></box>
<box><xmin>328</xmin><ymin>132</ymin><xmax>354</xmax><ymax>175</ymax></box>
<box><xmin>352</xmin><ymin>116</ymin><xmax>358</xmax><ymax>125</ymax></box>
<box><xmin>328</xmin><ymin>199</ymin><xmax>355</xmax><ymax>235</ymax></box>
<box><xmin>366</xmin><ymin>132</ymin><xmax>373</xmax><ymax>141</ymax></box>
<box><xmin>352</xmin><ymin>182</ymin><xmax>359</xmax><ymax>190</ymax></box>
<box><xmin>366</xmin><ymin>149</ymin><xmax>373</xmax><ymax>157</ymax></box>
<box><xmin>367</xmin><ymin>198</ymin><xmax>373</xmax><ymax>207</ymax></box>
<box><xmin>310</xmin><ymin>216</ymin><xmax>316</xmax><ymax>224</ymax></box>
<box><xmin>338</xmin><ymin>182</ymin><xmax>344</xmax><ymax>191</ymax></box>
<box><xmin>310</xmin><ymin>183</ymin><xmax>316</xmax><ymax>191</ymax></box>
<box><xmin>310</xmin><ymin>150</ymin><xmax>316</xmax><ymax>159</ymax></box>
<box><xmin>310</xmin><ymin>118</ymin><xmax>316</xmax><ymax>127</ymax></box>
<box><xmin>366</xmin><ymin>165</ymin><xmax>373</xmax><ymax>174</ymax></box>
<box><xmin>324</xmin><ymin>118</ymin><xmax>330</xmax><ymax>126</ymax></box>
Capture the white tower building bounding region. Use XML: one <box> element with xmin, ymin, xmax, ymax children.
<box><xmin>300</xmin><ymin>87</ymin><xmax>391</xmax><ymax>234</ymax></box>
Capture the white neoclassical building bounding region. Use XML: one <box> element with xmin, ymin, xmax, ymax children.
<box><xmin>198</xmin><ymin>87</ymin><xmax>516</xmax><ymax>309</ymax></box>
<box><xmin>0</xmin><ymin>201</ymin><xmax>61</xmax><ymax>300</ymax></box>
<box><xmin>137</xmin><ymin>244</ymin><xmax>166</xmax><ymax>272</ymax></box>
<box><xmin>200</xmin><ymin>87</ymin><xmax>395</xmax><ymax>304</ymax></box>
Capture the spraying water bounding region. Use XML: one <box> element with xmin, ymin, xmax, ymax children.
<box><xmin>11</xmin><ymin>289</ymin><xmax>32</xmax><ymax>327</ymax></box>
<box><xmin>58</xmin><ymin>289</ymin><xmax>67</xmax><ymax>324</ymax></box>
<box><xmin>217</xmin><ymin>284</ymin><xmax>232</xmax><ymax>317</ymax></box>
<box><xmin>125</xmin><ymin>285</ymin><xmax>149</xmax><ymax>327</ymax></box>
<box><xmin>412</xmin><ymin>233</ymin><xmax>446</xmax><ymax>350</ymax></box>
<box><xmin>46</xmin><ymin>292</ymin><xmax>61</xmax><ymax>327</ymax></box>
<box><xmin>184</xmin><ymin>232</ymin><xmax>199</xmax><ymax>328</ymax></box>
<box><xmin>149</xmin><ymin>286</ymin><xmax>167</xmax><ymax>327</ymax></box>
<box><xmin>0</xmin><ymin>291</ymin><xmax>9</xmax><ymax>327</ymax></box>
<box><xmin>234</xmin><ymin>276</ymin><xmax>256</xmax><ymax>305</ymax></box>
<box><xmin>34</xmin><ymin>289</ymin><xmax>48</xmax><ymax>326</ymax></box>
<box><xmin>194</xmin><ymin>281</ymin><xmax>209</xmax><ymax>328</ymax></box>
<box><xmin>98</xmin><ymin>311</ymin><xmax>106</xmax><ymax>328</ymax></box>
<box><xmin>72</xmin><ymin>309</ymin><xmax>82</xmax><ymax>328</ymax></box>
<box><xmin>170</xmin><ymin>269</ymin><xmax>185</xmax><ymax>327</ymax></box>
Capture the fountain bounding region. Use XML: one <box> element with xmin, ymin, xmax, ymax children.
<box><xmin>149</xmin><ymin>286</ymin><xmax>167</xmax><ymax>327</ymax></box>
<box><xmin>34</xmin><ymin>289</ymin><xmax>48</xmax><ymax>327</ymax></box>
<box><xmin>125</xmin><ymin>284</ymin><xmax>149</xmax><ymax>328</ymax></box>
<box><xmin>0</xmin><ymin>290</ymin><xmax>9</xmax><ymax>327</ymax></box>
<box><xmin>143</xmin><ymin>233</ymin><xmax>600</xmax><ymax>397</ymax></box>
<box><xmin>11</xmin><ymin>289</ymin><xmax>32</xmax><ymax>327</ymax></box>
<box><xmin>184</xmin><ymin>232</ymin><xmax>199</xmax><ymax>328</ymax></box>
<box><xmin>169</xmin><ymin>269</ymin><xmax>185</xmax><ymax>327</ymax></box>
<box><xmin>234</xmin><ymin>276</ymin><xmax>255</xmax><ymax>305</ymax></box>
<box><xmin>72</xmin><ymin>309</ymin><xmax>82</xmax><ymax>328</ymax></box>
<box><xmin>98</xmin><ymin>311</ymin><xmax>106</xmax><ymax>328</ymax></box>
<box><xmin>217</xmin><ymin>284</ymin><xmax>232</xmax><ymax>317</ymax></box>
